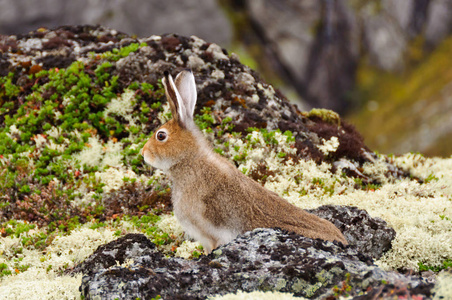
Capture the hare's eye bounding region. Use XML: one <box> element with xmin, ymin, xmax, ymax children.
<box><xmin>156</xmin><ymin>130</ymin><xmax>168</xmax><ymax>142</ymax></box>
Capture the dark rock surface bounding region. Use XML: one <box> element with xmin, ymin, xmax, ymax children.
<box><xmin>76</xmin><ymin>229</ymin><xmax>432</xmax><ymax>300</ymax></box>
<box><xmin>308</xmin><ymin>205</ymin><xmax>396</xmax><ymax>260</ymax></box>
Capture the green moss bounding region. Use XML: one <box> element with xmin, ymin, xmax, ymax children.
<box><xmin>1</xmin><ymin>220</ymin><xmax>36</xmax><ymax>237</ymax></box>
<box><xmin>98</xmin><ymin>42</ymin><xmax>147</xmax><ymax>61</ymax></box>
<box><xmin>418</xmin><ymin>259</ymin><xmax>452</xmax><ymax>272</ymax></box>
<box><xmin>191</xmin><ymin>250</ymin><xmax>202</xmax><ymax>259</ymax></box>
<box><xmin>0</xmin><ymin>72</ymin><xmax>21</xmax><ymax>102</ymax></box>
<box><xmin>0</xmin><ymin>50</ymin><xmax>169</xmax><ymax>218</ymax></box>
<box><xmin>304</xmin><ymin>108</ymin><xmax>341</xmax><ymax>126</ymax></box>
<box><xmin>195</xmin><ymin>107</ymin><xmax>215</xmax><ymax>130</ymax></box>
<box><xmin>0</xmin><ymin>263</ymin><xmax>12</xmax><ymax>277</ymax></box>
<box><xmin>119</xmin><ymin>213</ymin><xmax>175</xmax><ymax>247</ymax></box>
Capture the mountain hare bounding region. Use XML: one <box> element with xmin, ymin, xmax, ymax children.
<box><xmin>141</xmin><ymin>70</ymin><xmax>347</xmax><ymax>253</ymax></box>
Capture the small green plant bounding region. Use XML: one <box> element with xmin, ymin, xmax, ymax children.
<box><xmin>0</xmin><ymin>72</ymin><xmax>21</xmax><ymax>99</ymax></box>
<box><xmin>190</xmin><ymin>245</ymin><xmax>204</xmax><ymax>259</ymax></box>
<box><xmin>424</xmin><ymin>173</ymin><xmax>439</xmax><ymax>183</ymax></box>
<box><xmin>89</xmin><ymin>220</ymin><xmax>106</xmax><ymax>230</ymax></box>
<box><xmin>195</xmin><ymin>107</ymin><xmax>215</xmax><ymax>130</ymax></box>
<box><xmin>99</xmin><ymin>43</ymin><xmax>147</xmax><ymax>61</ymax></box>
<box><xmin>277</xmin><ymin>152</ymin><xmax>286</xmax><ymax>159</ymax></box>
<box><xmin>1</xmin><ymin>220</ymin><xmax>36</xmax><ymax>237</ymax></box>
<box><xmin>418</xmin><ymin>259</ymin><xmax>452</xmax><ymax>272</ymax></box>
<box><xmin>0</xmin><ymin>263</ymin><xmax>12</xmax><ymax>277</ymax></box>
<box><xmin>312</xmin><ymin>177</ymin><xmax>325</xmax><ymax>186</ymax></box>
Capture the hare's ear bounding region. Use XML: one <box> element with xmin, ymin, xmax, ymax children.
<box><xmin>162</xmin><ymin>71</ymin><xmax>187</xmax><ymax>127</ymax></box>
<box><xmin>174</xmin><ymin>70</ymin><xmax>197</xmax><ymax>122</ymax></box>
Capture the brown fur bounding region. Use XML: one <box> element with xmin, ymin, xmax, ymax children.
<box><xmin>169</xmin><ymin>145</ymin><xmax>348</xmax><ymax>246</ymax></box>
<box><xmin>141</xmin><ymin>71</ymin><xmax>348</xmax><ymax>253</ymax></box>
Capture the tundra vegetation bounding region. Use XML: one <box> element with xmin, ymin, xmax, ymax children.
<box><xmin>0</xmin><ymin>28</ymin><xmax>451</xmax><ymax>299</ymax></box>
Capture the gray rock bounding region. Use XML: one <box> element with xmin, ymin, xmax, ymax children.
<box><xmin>425</xmin><ymin>0</ymin><xmax>452</xmax><ymax>45</ymax></box>
<box><xmin>246</xmin><ymin>0</ymin><xmax>321</xmax><ymax>85</ymax></box>
<box><xmin>71</xmin><ymin>234</ymin><xmax>160</xmax><ymax>276</ymax></box>
<box><xmin>307</xmin><ymin>205</ymin><xmax>396</xmax><ymax>260</ymax></box>
<box><xmin>363</xmin><ymin>13</ymin><xmax>407</xmax><ymax>71</ymax></box>
<box><xmin>77</xmin><ymin>229</ymin><xmax>431</xmax><ymax>299</ymax></box>
<box><xmin>245</xmin><ymin>0</ymin><xmax>359</xmax><ymax>112</ymax></box>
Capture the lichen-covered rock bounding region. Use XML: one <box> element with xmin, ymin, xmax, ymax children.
<box><xmin>70</xmin><ymin>205</ymin><xmax>396</xmax><ymax>276</ymax></box>
<box><xmin>69</xmin><ymin>233</ymin><xmax>159</xmax><ymax>276</ymax></box>
<box><xmin>307</xmin><ymin>205</ymin><xmax>396</xmax><ymax>259</ymax></box>
<box><xmin>78</xmin><ymin>230</ymin><xmax>431</xmax><ymax>300</ymax></box>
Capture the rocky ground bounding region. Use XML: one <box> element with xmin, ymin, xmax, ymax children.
<box><xmin>1</xmin><ymin>25</ymin><xmax>452</xmax><ymax>299</ymax></box>
<box><xmin>75</xmin><ymin>228</ymin><xmax>429</xmax><ymax>300</ymax></box>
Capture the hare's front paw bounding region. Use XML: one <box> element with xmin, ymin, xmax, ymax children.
<box><xmin>202</xmin><ymin>242</ymin><xmax>216</xmax><ymax>255</ymax></box>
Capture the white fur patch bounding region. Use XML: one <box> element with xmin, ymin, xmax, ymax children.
<box><xmin>142</xmin><ymin>151</ymin><xmax>173</xmax><ymax>172</ymax></box>
<box><xmin>176</xmin><ymin>214</ymin><xmax>239</xmax><ymax>253</ymax></box>
<box><xmin>171</xmin><ymin>188</ymin><xmax>240</xmax><ymax>253</ymax></box>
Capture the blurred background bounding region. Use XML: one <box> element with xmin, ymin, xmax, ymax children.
<box><xmin>1</xmin><ymin>0</ymin><xmax>451</xmax><ymax>157</ymax></box>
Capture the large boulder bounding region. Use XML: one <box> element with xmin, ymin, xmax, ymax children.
<box><xmin>308</xmin><ymin>205</ymin><xmax>396</xmax><ymax>260</ymax></box>
<box><xmin>76</xmin><ymin>230</ymin><xmax>430</xmax><ymax>299</ymax></box>
<box><xmin>73</xmin><ymin>205</ymin><xmax>399</xmax><ymax>298</ymax></box>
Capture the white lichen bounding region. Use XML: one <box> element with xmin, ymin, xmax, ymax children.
<box><xmin>156</xmin><ymin>214</ymin><xmax>185</xmax><ymax>238</ymax></box>
<box><xmin>6</xmin><ymin>124</ymin><xmax>22</xmax><ymax>140</ymax></box>
<box><xmin>432</xmin><ymin>271</ymin><xmax>452</xmax><ymax>299</ymax></box>
<box><xmin>157</xmin><ymin>102</ymin><xmax>172</xmax><ymax>124</ymax></box>
<box><xmin>317</xmin><ymin>136</ymin><xmax>340</xmax><ymax>155</ymax></box>
<box><xmin>0</xmin><ymin>222</ymin><xmax>120</xmax><ymax>299</ymax></box>
<box><xmin>73</xmin><ymin>136</ymin><xmax>104</xmax><ymax>168</ymax></box>
<box><xmin>175</xmin><ymin>241</ymin><xmax>202</xmax><ymax>259</ymax></box>
<box><xmin>104</xmin><ymin>89</ymin><xmax>134</xmax><ymax>120</ymax></box>
<box><xmin>73</xmin><ymin>136</ymin><xmax>125</xmax><ymax>169</ymax></box>
<box><xmin>95</xmin><ymin>167</ymin><xmax>139</xmax><ymax>193</ymax></box>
